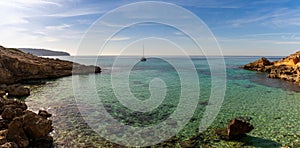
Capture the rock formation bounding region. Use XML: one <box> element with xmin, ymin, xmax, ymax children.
<box><xmin>227</xmin><ymin>118</ymin><xmax>254</xmax><ymax>138</ymax></box>
<box><xmin>0</xmin><ymin>45</ymin><xmax>101</xmax><ymax>84</ymax></box>
<box><xmin>0</xmin><ymin>96</ymin><xmax>53</xmax><ymax>148</ymax></box>
<box><xmin>242</xmin><ymin>57</ymin><xmax>272</xmax><ymax>72</ymax></box>
<box><xmin>216</xmin><ymin>118</ymin><xmax>254</xmax><ymax>140</ymax></box>
<box><xmin>242</xmin><ymin>51</ymin><xmax>300</xmax><ymax>86</ymax></box>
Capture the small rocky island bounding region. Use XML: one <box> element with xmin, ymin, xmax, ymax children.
<box><xmin>242</xmin><ymin>51</ymin><xmax>300</xmax><ymax>86</ymax></box>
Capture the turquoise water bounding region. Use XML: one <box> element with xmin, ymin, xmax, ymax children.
<box><xmin>26</xmin><ymin>56</ymin><xmax>300</xmax><ymax>147</ymax></box>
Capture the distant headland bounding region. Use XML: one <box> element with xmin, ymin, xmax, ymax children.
<box><xmin>18</xmin><ymin>48</ymin><xmax>70</xmax><ymax>56</ymax></box>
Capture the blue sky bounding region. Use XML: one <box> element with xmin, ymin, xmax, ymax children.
<box><xmin>1</xmin><ymin>0</ymin><xmax>300</xmax><ymax>56</ymax></box>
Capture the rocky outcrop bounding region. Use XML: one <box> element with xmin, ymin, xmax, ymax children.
<box><xmin>216</xmin><ymin>118</ymin><xmax>254</xmax><ymax>140</ymax></box>
<box><xmin>241</xmin><ymin>57</ymin><xmax>272</xmax><ymax>72</ymax></box>
<box><xmin>0</xmin><ymin>45</ymin><xmax>101</xmax><ymax>84</ymax></box>
<box><xmin>0</xmin><ymin>96</ymin><xmax>53</xmax><ymax>147</ymax></box>
<box><xmin>242</xmin><ymin>51</ymin><xmax>300</xmax><ymax>86</ymax></box>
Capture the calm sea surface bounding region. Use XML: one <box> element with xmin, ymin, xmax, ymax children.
<box><xmin>26</xmin><ymin>56</ymin><xmax>300</xmax><ymax>147</ymax></box>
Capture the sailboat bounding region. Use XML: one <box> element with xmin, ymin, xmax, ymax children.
<box><xmin>140</xmin><ymin>44</ymin><xmax>146</xmax><ymax>62</ymax></box>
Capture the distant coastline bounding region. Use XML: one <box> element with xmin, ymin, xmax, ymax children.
<box><xmin>18</xmin><ymin>48</ymin><xmax>70</xmax><ymax>56</ymax></box>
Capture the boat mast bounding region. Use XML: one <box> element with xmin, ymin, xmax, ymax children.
<box><xmin>143</xmin><ymin>44</ymin><xmax>145</xmax><ymax>58</ymax></box>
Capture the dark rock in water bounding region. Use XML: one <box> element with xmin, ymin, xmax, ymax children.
<box><xmin>6</xmin><ymin>84</ymin><xmax>30</xmax><ymax>97</ymax></box>
<box><xmin>199</xmin><ymin>101</ymin><xmax>209</xmax><ymax>106</ymax></box>
<box><xmin>38</xmin><ymin>110</ymin><xmax>52</xmax><ymax>119</ymax></box>
<box><xmin>227</xmin><ymin>118</ymin><xmax>254</xmax><ymax>138</ymax></box>
<box><xmin>216</xmin><ymin>118</ymin><xmax>254</xmax><ymax>140</ymax></box>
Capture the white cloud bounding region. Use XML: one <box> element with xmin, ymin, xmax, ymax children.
<box><xmin>275</xmin><ymin>41</ymin><xmax>300</xmax><ymax>45</ymax></box>
<box><xmin>228</xmin><ymin>7</ymin><xmax>300</xmax><ymax>27</ymax></box>
<box><xmin>110</xmin><ymin>37</ymin><xmax>131</xmax><ymax>41</ymax></box>
<box><xmin>45</xmin><ymin>24</ymin><xmax>71</xmax><ymax>31</ymax></box>
<box><xmin>45</xmin><ymin>7</ymin><xmax>104</xmax><ymax>17</ymax></box>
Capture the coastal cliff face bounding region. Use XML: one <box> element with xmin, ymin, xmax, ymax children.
<box><xmin>0</xmin><ymin>45</ymin><xmax>101</xmax><ymax>84</ymax></box>
<box><xmin>242</xmin><ymin>51</ymin><xmax>300</xmax><ymax>85</ymax></box>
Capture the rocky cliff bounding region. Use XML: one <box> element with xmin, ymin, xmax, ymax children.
<box><xmin>0</xmin><ymin>45</ymin><xmax>101</xmax><ymax>84</ymax></box>
<box><xmin>242</xmin><ymin>51</ymin><xmax>300</xmax><ymax>85</ymax></box>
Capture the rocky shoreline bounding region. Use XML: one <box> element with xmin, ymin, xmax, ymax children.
<box><xmin>0</xmin><ymin>46</ymin><xmax>101</xmax><ymax>147</ymax></box>
<box><xmin>0</xmin><ymin>45</ymin><xmax>101</xmax><ymax>97</ymax></box>
<box><xmin>0</xmin><ymin>95</ymin><xmax>53</xmax><ymax>148</ymax></box>
<box><xmin>0</xmin><ymin>45</ymin><xmax>101</xmax><ymax>85</ymax></box>
<box><xmin>242</xmin><ymin>51</ymin><xmax>300</xmax><ymax>86</ymax></box>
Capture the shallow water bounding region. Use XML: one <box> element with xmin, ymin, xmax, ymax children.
<box><xmin>26</xmin><ymin>56</ymin><xmax>300</xmax><ymax>147</ymax></box>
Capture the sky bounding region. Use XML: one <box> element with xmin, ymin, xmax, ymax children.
<box><xmin>1</xmin><ymin>0</ymin><xmax>300</xmax><ymax>56</ymax></box>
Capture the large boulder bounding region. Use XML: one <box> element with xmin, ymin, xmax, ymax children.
<box><xmin>227</xmin><ymin>118</ymin><xmax>254</xmax><ymax>138</ymax></box>
<box><xmin>216</xmin><ymin>118</ymin><xmax>254</xmax><ymax>140</ymax></box>
<box><xmin>22</xmin><ymin>110</ymin><xmax>53</xmax><ymax>139</ymax></box>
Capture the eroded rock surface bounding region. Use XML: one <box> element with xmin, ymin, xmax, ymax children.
<box><xmin>242</xmin><ymin>51</ymin><xmax>300</xmax><ymax>85</ymax></box>
<box><xmin>0</xmin><ymin>96</ymin><xmax>53</xmax><ymax>148</ymax></box>
<box><xmin>216</xmin><ymin>118</ymin><xmax>254</xmax><ymax>140</ymax></box>
<box><xmin>0</xmin><ymin>45</ymin><xmax>101</xmax><ymax>84</ymax></box>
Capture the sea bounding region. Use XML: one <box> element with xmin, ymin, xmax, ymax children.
<box><xmin>25</xmin><ymin>56</ymin><xmax>300</xmax><ymax>147</ymax></box>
